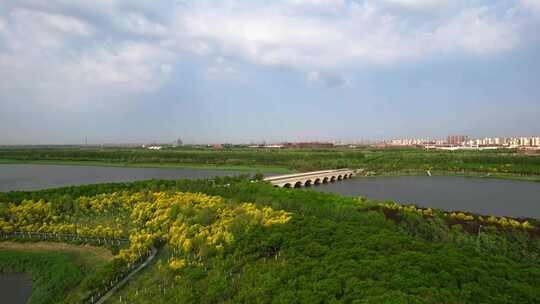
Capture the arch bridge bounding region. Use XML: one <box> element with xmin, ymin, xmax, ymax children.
<box><xmin>264</xmin><ymin>169</ymin><xmax>355</xmax><ymax>188</ymax></box>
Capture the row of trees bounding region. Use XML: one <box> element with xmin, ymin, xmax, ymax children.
<box><xmin>381</xmin><ymin>202</ymin><xmax>536</xmax><ymax>230</ymax></box>
<box><xmin>2</xmin><ymin>146</ymin><xmax>540</xmax><ymax>174</ymax></box>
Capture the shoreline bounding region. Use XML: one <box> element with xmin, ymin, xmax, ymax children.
<box><xmin>1</xmin><ymin>159</ymin><xmax>538</xmax><ymax>182</ymax></box>
<box><xmin>355</xmin><ymin>170</ymin><xmax>540</xmax><ymax>182</ymax></box>
<box><xmin>0</xmin><ymin>159</ymin><xmax>293</xmax><ymax>174</ymax></box>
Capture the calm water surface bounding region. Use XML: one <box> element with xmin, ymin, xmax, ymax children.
<box><xmin>312</xmin><ymin>176</ymin><xmax>540</xmax><ymax>219</ymax></box>
<box><xmin>0</xmin><ymin>164</ymin><xmax>243</xmax><ymax>192</ymax></box>
<box><xmin>0</xmin><ymin>273</ymin><xmax>32</xmax><ymax>304</ymax></box>
<box><xmin>1</xmin><ymin>165</ymin><xmax>539</xmax><ymax>218</ymax></box>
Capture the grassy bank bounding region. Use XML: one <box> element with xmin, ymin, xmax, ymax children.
<box><xmin>1</xmin><ymin>146</ymin><xmax>540</xmax><ymax>177</ymax></box>
<box><xmin>0</xmin><ymin>242</ymin><xmax>113</xmax><ymax>304</ymax></box>
<box><xmin>359</xmin><ymin>169</ymin><xmax>540</xmax><ymax>182</ymax></box>
<box><xmin>0</xmin><ymin>159</ymin><xmax>293</xmax><ymax>174</ymax></box>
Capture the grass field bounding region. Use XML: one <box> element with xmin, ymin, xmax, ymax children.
<box><xmin>1</xmin><ymin>146</ymin><xmax>540</xmax><ymax>177</ymax></box>
<box><xmin>0</xmin><ymin>242</ymin><xmax>113</xmax><ymax>303</ymax></box>
<box><xmin>0</xmin><ymin>159</ymin><xmax>293</xmax><ymax>174</ymax></box>
<box><xmin>360</xmin><ymin>168</ymin><xmax>540</xmax><ymax>182</ymax></box>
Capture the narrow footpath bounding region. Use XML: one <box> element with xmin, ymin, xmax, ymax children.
<box><xmin>95</xmin><ymin>247</ymin><xmax>158</xmax><ymax>304</ymax></box>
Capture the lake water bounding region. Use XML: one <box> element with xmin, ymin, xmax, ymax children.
<box><xmin>312</xmin><ymin>176</ymin><xmax>540</xmax><ymax>219</ymax></box>
<box><xmin>0</xmin><ymin>273</ymin><xmax>32</xmax><ymax>304</ymax></box>
<box><xmin>1</xmin><ymin>165</ymin><xmax>539</xmax><ymax>218</ymax></box>
<box><xmin>0</xmin><ymin>164</ymin><xmax>243</xmax><ymax>192</ymax></box>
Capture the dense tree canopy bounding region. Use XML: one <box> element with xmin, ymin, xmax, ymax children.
<box><xmin>1</xmin><ymin>177</ymin><xmax>539</xmax><ymax>303</ymax></box>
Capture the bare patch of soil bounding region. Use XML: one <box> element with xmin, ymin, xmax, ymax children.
<box><xmin>0</xmin><ymin>241</ymin><xmax>113</xmax><ymax>261</ymax></box>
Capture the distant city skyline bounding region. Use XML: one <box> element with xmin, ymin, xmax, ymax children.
<box><xmin>4</xmin><ymin>133</ymin><xmax>540</xmax><ymax>147</ymax></box>
<box><xmin>1</xmin><ymin>1</ymin><xmax>540</xmax><ymax>145</ymax></box>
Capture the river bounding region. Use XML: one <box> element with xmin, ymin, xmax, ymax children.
<box><xmin>0</xmin><ymin>164</ymin><xmax>243</xmax><ymax>192</ymax></box>
<box><xmin>0</xmin><ymin>273</ymin><xmax>32</xmax><ymax>304</ymax></box>
<box><xmin>1</xmin><ymin>164</ymin><xmax>538</xmax><ymax>218</ymax></box>
<box><xmin>312</xmin><ymin>176</ymin><xmax>540</xmax><ymax>219</ymax></box>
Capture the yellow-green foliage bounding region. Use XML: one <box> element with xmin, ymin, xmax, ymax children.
<box><xmin>444</xmin><ymin>212</ymin><xmax>534</xmax><ymax>230</ymax></box>
<box><xmin>0</xmin><ymin>199</ymin><xmax>122</xmax><ymax>237</ymax></box>
<box><xmin>448</xmin><ymin>212</ymin><xmax>474</xmax><ymax>221</ymax></box>
<box><xmin>383</xmin><ymin>202</ymin><xmax>535</xmax><ymax>231</ymax></box>
<box><xmin>124</xmin><ymin>192</ymin><xmax>291</xmax><ymax>268</ymax></box>
<box><xmin>0</xmin><ymin>191</ymin><xmax>291</xmax><ymax>271</ymax></box>
<box><xmin>381</xmin><ymin>202</ymin><xmax>433</xmax><ymax>217</ymax></box>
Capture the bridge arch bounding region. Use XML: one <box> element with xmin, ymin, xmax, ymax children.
<box><xmin>264</xmin><ymin>169</ymin><xmax>354</xmax><ymax>188</ymax></box>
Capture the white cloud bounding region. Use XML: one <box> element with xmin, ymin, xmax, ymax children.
<box><xmin>381</xmin><ymin>0</ymin><xmax>449</xmax><ymax>10</ymax></box>
<box><xmin>112</xmin><ymin>12</ymin><xmax>168</xmax><ymax>37</ymax></box>
<box><xmin>71</xmin><ymin>43</ymin><xmax>173</xmax><ymax>91</ymax></box>
<box><xmin>307</xmin><ymin>70</ymin><xmax>349</xmax><ymax>87</ymax></box>
<box><xmin>12</xmin><ymin>8</ymin><xmax>93</xmax><ymax>36</ymax></box>
<box><xmin>285</xmin><ymin>0</ymin><xmax>345</xmax><ymax>10</ymax></box>
<box><xmin>0</xmin><ymin>7</ymin><xmax>175</xmax><ymax>108</ymax></box>
<box><xmin>0</xmin><ymin>41</ymin><xmax>173</xmax><ymax>109</ymax></box>
<box><xmin>431</xmin><ymin>7</ymin><xmax>518</xmax><ymax>53</ymax></box>
<box><xmin>203</xmin><ymin>65</ymin><xmax>238</xmax><ymax>79</ymax></box>
<box><xmin>0</xmin><ymin>0</ymin><xmax>535</xmax><ymax>105</ymax></box>
<box><xmin>172</xmin><ymin>1</ymin><xmax>521</xmax><ymax>69</ymax></box>
<box><xmin>521</xmin><ymin>0</ymin><xmax>540</xmax><ymax>14</ymax></box>
<box><xmin>2</xmin><ymin>9</ymin><xmax>93</xmax><ymax>52</ymax></box>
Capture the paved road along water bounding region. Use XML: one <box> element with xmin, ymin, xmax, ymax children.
<box><xmin>312</xmin><ymin>176</ymin><xmax>540</xmax><ymax>219</ymax></box>
<box><xmin>0</xmin><ymin>164</ymin><xmax>243</xmax><ymax>192</ymax></box>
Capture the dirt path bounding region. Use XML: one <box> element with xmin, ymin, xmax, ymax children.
<box><xmin>0</xmin><ymin>241</ymin><xmax>114</xmax><ymax>261</ymax></box>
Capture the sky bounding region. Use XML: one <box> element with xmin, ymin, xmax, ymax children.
<box><xmin>0</xmin><ymin>0</ymin><xmax>539</xmax><ymax>144</ymax></box>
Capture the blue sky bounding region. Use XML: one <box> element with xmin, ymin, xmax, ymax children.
<box><xmin>1</xmin><ymin>0</ymin><xmax>539</xmax><ymax>144</ymax></box>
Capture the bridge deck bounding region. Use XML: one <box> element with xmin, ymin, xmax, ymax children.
<box><xmin>264</xmin><ymin>169</ymin><xmax>355</xmax><ymax>187</ymax></box>
<box><xmin>264</xmin><ymin>169</ymin><xmax>350</xmax><ymax>182</ymax></box>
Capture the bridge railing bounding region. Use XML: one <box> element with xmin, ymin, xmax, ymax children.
<box><xmin>264</xmin><ymin>169</ymin><xmax>353</xmax><ymax>181</ymax></box>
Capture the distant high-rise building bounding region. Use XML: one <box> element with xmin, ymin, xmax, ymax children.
<box><xmin>175</xmin><ymin>138</ymin><xmax>183</xmax><ymax>146</ymax></box>
<box><xmin>520</xmin><ymin>137</ymin><xmax>531</xmax><ymax>146</ymax></box>
<box><xmin>447</xmin><ymin>135</ymin><xmax>469</xmax><ymax>145</ymax></box>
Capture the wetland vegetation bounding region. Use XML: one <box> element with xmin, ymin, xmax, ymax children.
<box><xmin>1</xmin><ymin>146</ymin><xmax>540</xmax><ymax>179</ymax></box>
<box><xmin>1</xmin><ymin>176</ymin><xmax>539</xmax><ymax>303</ymax></box>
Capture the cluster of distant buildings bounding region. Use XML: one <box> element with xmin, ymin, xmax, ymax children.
<box><xmin>248</xmin><ymin>142</ymin><xmax>336</xmax><ymax>149</ymax></box>
<box><xmin>137</xmin><ymin>136</ymin><xmax>540</xmax><ymax>152</ymax></box>
<box><xmin>388</xmin><ymin>135</ymin><xmax>540</xmax><ymax>151</ymax></box>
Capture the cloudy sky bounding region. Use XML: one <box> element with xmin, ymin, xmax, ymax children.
<box><xmin>1</xmin><ymin>0</ymin><xmax>539</xmax><ymax>144</ymax></box>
